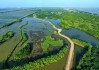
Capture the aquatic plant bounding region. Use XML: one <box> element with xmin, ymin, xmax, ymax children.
<box><xmin>0</xmin><ymin>31</ymin><xmax>14</xmax><ymax>44</ymax></box>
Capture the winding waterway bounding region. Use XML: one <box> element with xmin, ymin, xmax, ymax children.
<box><xmin>45</xmin><ymin>18</ymin><xmax>99</xmax><ymax>46</ymax></box>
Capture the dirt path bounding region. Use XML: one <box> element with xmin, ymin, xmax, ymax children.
<box><xmin>35</xmin><ymin>18</ymin><xmax>74</xmax><ymax>70</ymax></box>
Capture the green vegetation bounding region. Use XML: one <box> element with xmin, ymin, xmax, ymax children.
<box><xmin>41</xmin><ymin>36</ymin><xmax>63</xmax><ymax>52</ymax></box>
<box><xmin>20</xmin><ymin>33</ymin><xmax>28</xmax><ymax>45</ymax></box>
<box><xmin>36</xmin><ymin>9</ymin><xmax>99</xmax><ymax>39</ymax></box>
<box><xmin>0</xmin><ymin>31</ymin><xmax>14</xmax><ymax>45</ymax></box>
<box><xmin>72</xmin><ymin>39</ymin><xmax>92</xmax><ymax>48</ymax></box>
<box><xmin>0</xmin><ymin>10</ymin><xmax>35</xmax><ymax>29</ymax></box>
<box><xmin>11</xmin><ymin>46</ymin><xmax>68</xmax><ymax>70</ymax></box>
<box><xmin>14</xmin><ymin>43</ymin><xmax>31</xmax><ymax>60</ymax></box>
<box><xmin>22</xmin><ymin>33</ymin><xmax>28</xmax><ymax>41</ymax></box>
<box><xmin>0</xmin><ymin>9</ymin><xmax>99</xmax><ymax>70</ymax></box>
<box><xmin>72</xmin><ymin>39</ymin><xmax>99</xmax><ymax>70</ymax></box>
<box><xmin>2</xmin><ymin>19</ymin><xmax>22</xmax><ymax>28</ymax></box>
<box><xmin>19</xmin><ymin>21</ymin><xmax>28</xmax><ymax>29</ymax></box>
<box><xmin>19</xmin><ymin>21</ymin><xmax>28</xmax><ymax>45</ymax></box>
<box><xmin>76</xmin><ymin>46</ymin><xmax>99</xmax><ymax>70</ymax></box>
<box><xmin>4</xmin><ymin>22</ymin><xmax>29</xmax><ymax>68</ymax></box>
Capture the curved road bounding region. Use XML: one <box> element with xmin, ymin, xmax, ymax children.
<box><xmin>35</xmin><ymin>18</ymin><xmax>75</xmax><ymax>70</ymax></box>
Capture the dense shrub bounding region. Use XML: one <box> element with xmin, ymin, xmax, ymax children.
<box><xmin>14</xmin><ymin>43</ymin><xmax>32</xmax><ymax>60</ymax></box>
<box><xmin>76</xmin><ymin>46</ymin><xmax>99</xmax><ymax>70</ymax></box>
<box><xmin>11</xmin><ymin>46</ymin><xmax>68</xmax><ymax>70</ymax></box>
<box><xmin>36</xmin><ymin>9</ymin><xmax>99</xmax><ymax>39</ymax></box>
<box><xmin>72</xmin><ymin>39</ymin><xmax>92</xmax><ymax>48</ymax></box>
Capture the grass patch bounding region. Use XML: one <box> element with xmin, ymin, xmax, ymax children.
<box><xmin>41</xmin><ymin>36</ymin><xmax>63</xmax><ymax>52</ymax></box>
